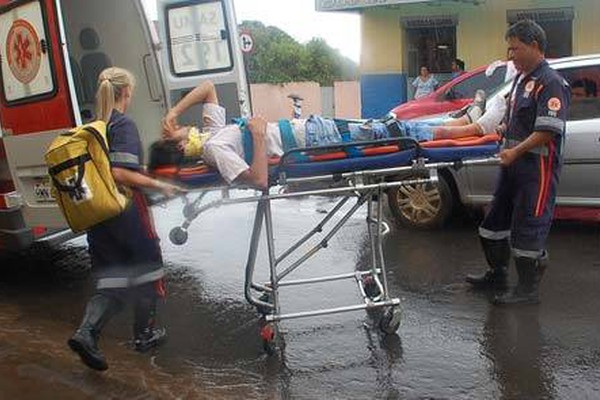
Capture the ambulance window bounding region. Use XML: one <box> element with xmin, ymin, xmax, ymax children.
<box><xmin>165</xmin><ymin>0</ymin><xmax>233</xmax><ymax>76</ymax></box>
<box><xmin>0</xmin><ymin>0</ymin><xmax>56</xmax><ymax>104</ymax></box>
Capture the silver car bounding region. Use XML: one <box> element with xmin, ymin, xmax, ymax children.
<box><xmin>388</xmin><ymin>54</ymin><xmax>600</xmax><ymax>229</ymax></box>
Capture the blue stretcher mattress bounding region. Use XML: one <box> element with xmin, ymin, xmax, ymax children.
<box><xmin>162</xmin><ymin>140</ymin><xmax>499</xmax><ymax>187</ymax></box>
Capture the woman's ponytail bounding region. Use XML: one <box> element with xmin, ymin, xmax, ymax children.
<box><xmin>95</xmin><ymin>67</ymin><xmax>136</xmax><ymax>123</ymax></box>
<box><xmin>96</xmin><ymin>78</ymin><xmax>115</xmax><ymax>123</ymax></box>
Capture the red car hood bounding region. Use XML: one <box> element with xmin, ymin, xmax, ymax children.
<box><xmin>391</xmin><ymin>93</ymin><xmax>471</xmax><ymax>120</ymax></box>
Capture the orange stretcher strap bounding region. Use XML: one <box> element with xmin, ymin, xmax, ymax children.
<box><xmin>362</xmin><ymin>145</ymin><xmax>401</xmax><ymax>156</ymax></box>
<box><xmin>421</xmin><ymin>133</ymin><xmax>500</xmax><ymax>148</ymax></box>
<box><xmin>152</xmin><ymin>166</ymin><xmax>179</xmax><ymax>177</ymax></box>
<box><xmin>178</xmin><ymin>165</ymin><xmax>211</xmax><ymax>176</ymax></box>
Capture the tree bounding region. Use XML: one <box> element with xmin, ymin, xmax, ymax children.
<box><xmin>239</xmin><ymin>21</ymin><xmax>358</xmax><ymax>85</ymax></box>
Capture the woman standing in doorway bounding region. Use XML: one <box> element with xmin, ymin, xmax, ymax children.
<box><xmin>412</xmin><ymin>66</ymin><xmax>439</xmax><ymax>99</ymax></box>
<box><xmin>67</xmin><ymin>67</ymin><xmax>181</xmax><ymax>371</ymax></box>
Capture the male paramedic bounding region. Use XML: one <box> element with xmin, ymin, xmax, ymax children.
<box><xmin>161</xmin><ymin>82</ymin><xmax>500</xmax><ymax>190</ymax></box>
<box><xmin>465</xmin><ymin>19</ymin><xmax>570</xmax><ymax>305</ymax></box>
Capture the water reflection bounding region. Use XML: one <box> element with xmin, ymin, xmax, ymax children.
<box><xmin>482</xmin><ymin>306</ymin><xmax>555</xmax><ymax>399</ymax></box>
<box><xmin>363</xmin><ymin>323</ymin><xmax>403</xmax><ymax>399</ymax></box>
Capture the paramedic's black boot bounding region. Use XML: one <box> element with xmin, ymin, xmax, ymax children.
<box><xmin>465</xmin><ymin>237</ymin><xmax>509</xmax><ymax>290</ymax></box>
<box><xmin>493</xmin><ymin>253</ymin><xmax>548</xmax><ymax>306</ymax></box>
<box><xmin>133</xmin><ymin>296</ymin><xmax>167</xmax><ymax>353</ymax></box>
<box><xmin>68</xmin><ymin>294</ymin><xmax>121</xmax><ymax>371</ymax></box>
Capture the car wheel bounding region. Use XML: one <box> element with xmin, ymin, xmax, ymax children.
<box><xmin>387</xmin><ymin>173</ymin><xmax>453</xmax><ymax>229</ymax></box>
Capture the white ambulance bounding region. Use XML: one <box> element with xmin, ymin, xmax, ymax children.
<box><xmin>0</xmin><ymin>0</ymin><xmax>249</xmax><ymax>251</ymax></box>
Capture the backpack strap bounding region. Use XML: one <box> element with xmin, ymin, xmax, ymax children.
<box><xmin>48</xmin><ymin>154</ymin><xmax>91</xmax><ymax>193</ymax></box>
<box><xmin>86</xmin><ymin>125</ymin><xmax>110</xmax><ymax>155</ymax></box>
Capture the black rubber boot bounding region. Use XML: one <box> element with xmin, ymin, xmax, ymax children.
<box><xmin>466</xmin><ymin>237</ymin><xmax>510</xmax><ymax>289</ymax></box>
<box><xmin>67</xmin><ymin>294</ymin><xmax>121</xmax><ymax>371</ymax></box>
<box><xmin>493</xmin><ymin>253</ymin><xmax>548</xmax><ymax>306</ymax></box>
<box><xmin>133</xmin><ymin>296</ymin><xmax>167</xmax><ymax>353</ymax></box>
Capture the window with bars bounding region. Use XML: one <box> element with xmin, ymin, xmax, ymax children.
<box><xmin>507</xmin><ymin>7</ymin><xmax>574</xmax><ymax>58</ymax></box>
<box><xmin>402</xmin><ymin>15</ymin><xmax>457</xmax><ymax>76</ymax></box>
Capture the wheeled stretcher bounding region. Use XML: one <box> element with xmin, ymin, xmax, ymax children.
<box><xmin>152</xmin><ymin>134</ymin><xmax>501</xmax><ymax>353</ymax></box>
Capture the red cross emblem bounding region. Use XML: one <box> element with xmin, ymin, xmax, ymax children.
<box><xmin>6</xmin><ymin>19</ymin><xmax>42</xmax><ymax>84</ymax></box>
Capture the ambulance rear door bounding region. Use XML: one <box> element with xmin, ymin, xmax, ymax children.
<box><xmin>0</xmin><ymin>0</ymin><xmax>79</xmax><ymax>231</ymax></box>
<box><xmin>156</xmin><ymin>0</ymin><xmax>250</xmax><ymax>128</ymax></box>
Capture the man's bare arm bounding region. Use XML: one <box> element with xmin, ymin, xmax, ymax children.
<box><xmin>499</xmin><ymin>131</ymin><xmax>553</xmax><ymax>165</ymax></box>
<box><xmin>236</xmin><ymin>117</ymin><xmax>269</xmax><ymax>189</ymax></box>
<box><xmin>112</xmin><ymin>167</ymin><xmax>184</xmax><ymax>197</ymax></box>
<box><xmin>163</xmin><ymin>81</ymin><xmax>219</xmax><ymax>132</ymax></box>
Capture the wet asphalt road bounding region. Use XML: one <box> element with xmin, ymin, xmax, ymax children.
<box><xmin>0</xmin><ymin>193</ymin><xmax>599</xmax><ymax>399</ymax></box>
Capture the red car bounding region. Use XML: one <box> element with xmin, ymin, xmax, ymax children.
<box><xmin>391</xmin><ymin>64</ymin><xmax>507</xmax><ymax>119</ymax></box>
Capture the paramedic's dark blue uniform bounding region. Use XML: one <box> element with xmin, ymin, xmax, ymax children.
<box><xmin>87</xmin><ymin>110</ymin><xmax>165</xmax><ymax>298</ymax></box>
<box><xmin>479</xmin><ymin>60</ymin><xmax>570</xmax><ymax>258</ymax></box>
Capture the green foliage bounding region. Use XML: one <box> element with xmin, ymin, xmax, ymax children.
<box><xmin>239</xmin><ymin>21</ymin><xmax>358</xmax><ymax>86</ymax></box>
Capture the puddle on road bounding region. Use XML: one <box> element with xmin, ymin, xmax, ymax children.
<box><xmin>0</xmin><ymin>199</ymin><xmax>599</xmax><ymax>399</ymax></box>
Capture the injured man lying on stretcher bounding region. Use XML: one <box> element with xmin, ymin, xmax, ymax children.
<box><xmin>162</xmin><ymin>81</ymin><xmax>506</xmax><ymax>188</ymax></box>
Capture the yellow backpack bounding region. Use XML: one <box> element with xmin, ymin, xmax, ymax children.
<box><xmin>45</xmin><ymin>121</ymin><xmax>129</xmax><ymax>232</ymax></box>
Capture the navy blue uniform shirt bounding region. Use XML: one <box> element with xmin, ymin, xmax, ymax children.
<box><xmin>108</xmin><ymin>109</ymin><xmax>143</xmax><ymax>171</ymax></box>
<box><xmin>88</xmin><ymin>109</ymin><xmax>163</xmax><ymax>277</ymax></box>
<box><xmin>506</xmin><ymin>60</ymin><xmax>571</xmax><ymax>161</ymax></box>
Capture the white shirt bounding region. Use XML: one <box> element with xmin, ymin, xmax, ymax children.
<box><xmin>476</xmin><ymin>94</ymin><xmax>508</xmax><ymax>134</ymax></box>
<box><xmin>201</xmin><ymin>103</ymin><xmax>284</xmax><ymax>183</ymax></box>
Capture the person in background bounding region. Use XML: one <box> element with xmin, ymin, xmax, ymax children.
<box><xmin>451</xmin><ymin>58</ymin><xmax>466</xmax><ymax>79</ymax></box>
<box><xmin>67</xmin><ymin>67</ymin><xmax>182</xmax><ymax>371</ymax></box>
<box><xmin>412</xmin><ymin>66</ymin><xmax>439</xmax><ymax>99</ymax></box>
<box><xmin>571</xmin><ymin>78</ymin><xmax>597</xmax><ymax>98</ymax></box>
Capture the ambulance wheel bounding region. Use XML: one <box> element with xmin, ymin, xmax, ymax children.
<box><xmin>379</xmin><ymin>306</ymin><xmax>401</xmax><ymax>335</ymax></box>
<box><xmin>169</xmin><ymin>227</ymin><xmax>188</xmax><ymax>245</ymax></box>
<box><xmin>388</xmin><ymin>173</ymin><xmax>453</xmax><ymax>229</ymax></box>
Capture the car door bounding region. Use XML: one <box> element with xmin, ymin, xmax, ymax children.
<box><xmin>460</xmin><ymin>59</ymin><xmax>600</xmax><ymax>208</ymax></box>
<box><xmin>555</xmin><ymin>63</ymin><xmax>600</xmax><ymax>205</ymax></box>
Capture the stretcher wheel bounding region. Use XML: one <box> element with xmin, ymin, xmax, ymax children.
<box><xmin>260</xmin><ymin>322</ymin><xmax>277</xmax><ymax>356</ymax></box>
<box><xmin>379</xmin><ymin>306</ymin><xmax>401</xmax><ymax>335</ymax></box>
<box><xmin>169</xmin><ymin>227</ymin><xmax>188</xmax><ymax>245</ymax></box>
<box><xmin>256</xmin><ymin>292</ymin><xmax>273</xmax><ymax>316</ymax></box>
<box><xmin>362</xmin><ymin>275</ymin><xmax>381</xmax><ymax>300</ymax></box>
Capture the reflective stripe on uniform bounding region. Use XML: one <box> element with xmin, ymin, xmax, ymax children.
<box><xmin>479</xmin><ymin>227</ymin><xmax>510</xmax><ymax>240</ymax></box>
<box><xmin>97</xmin><ymin>277</ymin><xmax>130</xmax><ymax>289</ymax></box>
<box><xmin>535</xmin><ymin>116</ymin><xmax>565</xmax><ymax>133</ymax></box>
<box><xmin>513</xmin><ymin>247</ymin><xmax>544</xmax><ymax>259</ymax></box>
<box><xmin>131</xmin><ymin>268</ymin><xmax>164</xmax><ymax>286</ymax></box>
<box><xmin>109</xmin><ymin>152</ymin><xmax>139</xmax><ymax>164</ymax></box>
<box><xmin>96</xmin><ymin>268</ymin><xmax>164</xmax><ymax>289</ymax></box>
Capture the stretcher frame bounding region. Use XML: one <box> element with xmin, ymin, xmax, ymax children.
<box><xmin>165</xmin><ymin>138</ymin><xmax>499</xmax><ymax>353</ymax></box>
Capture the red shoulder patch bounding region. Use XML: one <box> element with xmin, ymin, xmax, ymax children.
<box><xmin>525</xmin><ymin>81</ymin><xmax>535</xmax><ymax>93</ymax></box>
<box><xmin>547</xmin><ymin>97</ymin><xmax>562</xmax><ymax>112</ymax></box>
